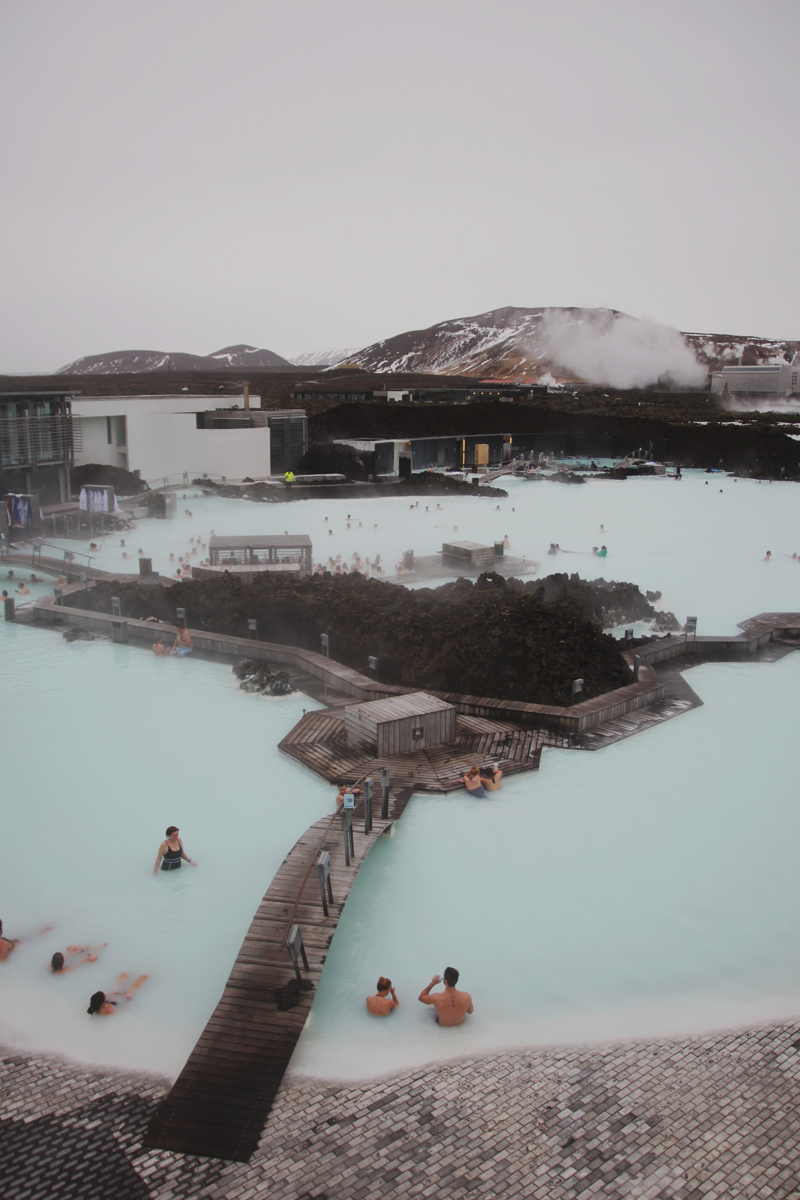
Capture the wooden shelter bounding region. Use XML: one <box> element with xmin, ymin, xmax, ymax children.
<box><xmin>192</xmin><ymin>534</ymin><xmax>312</xmax><ymax>581</ymax></box>
<box><xmin>441</xmin><ymin>540</ymin><xmax>496</xmax><ymax>570</ymax></box>
<box><xmin>345</xmin><ymin>691</ymin><xmax>456</xmax><ymax>755</ymax></box>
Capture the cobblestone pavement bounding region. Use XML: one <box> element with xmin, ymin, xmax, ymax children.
<box><xmin>3</xmin><ymin>1021</ymin><xmax>800</xmax><ymax>1200</ymax></box>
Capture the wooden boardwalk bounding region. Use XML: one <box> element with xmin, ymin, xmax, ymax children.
<box><xmin>280</xmin><ymin>710</ymin><xmax>544</xmax><ymax>791</ymax></box>
<box><xmin>143</xmin><ymin>781</ymin><xmax>413</xmax><ymax>1162</ymax></box>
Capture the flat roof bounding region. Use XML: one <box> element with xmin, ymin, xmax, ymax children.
<box><xmin>209</xmin><ymin>534</ymin><xmax>312</xmax><ymax>549</ymax></box>
<box><xmin>346</xmin><ymin>691</ymin><xmax>455</xmax><ymax>724</ymax></box>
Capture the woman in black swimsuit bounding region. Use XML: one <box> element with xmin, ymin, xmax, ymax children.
<box><xmin>153</xmin><ymin>826</ymin><xmax>198</xmax><ymax>874</ymax></box>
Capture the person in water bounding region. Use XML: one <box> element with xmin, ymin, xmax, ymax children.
<box><xmin>463</xmin><ymin>766</ymin><xmax>487</xmax><ymax>798</ymax></box>
<box><xmin>418</xmin><ymin>967</ymin><xmax>473</xmax><ymax>1026</ymax></box>
<box><xmin>0</xmin><ymin>919</ymin><xmax>18</xmax><ymax>961</ymax></box>
<box><xmin>366</xmin><ymin>977</ymin><xmax>399</xmax><ymax>1016</ymax></box>
<box><xmin>153</xmin><ymin>826</ymin><xmax>197</xmax><ymax>873</ymax></box>
<box><xmin>479</xmin><ymin>765</ymin><xmax>503</xmax><ymax>791</ymax></box>
<box><xmin>51</xmin><ymin>944</ymin><xmax>105</xmax><ymax>973</ymax></box>
<box><xmin>152</xmin><ymin>635</ymin><xmax>167</xmax><ymax>656</ymax></box>
<box><xmin>170</xmin><ymin>626</ymin><xmax>192</xmax><ymax>656</ymax></box>
<box><xmin>16</xmin><ymin>582</ymin><xmax>30</xmax><ymax>595</ymax></box>
<box><xmin>597</xmin><ymin>545</ymin><xmax>608</xmax><ymax>557</ymax></box>
<box><xmin>87</xmin><ymin>974</ymin><xmax>148</xmax><ymax>1015</ymax></box>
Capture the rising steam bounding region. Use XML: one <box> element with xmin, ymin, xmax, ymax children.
<box><xmin>539</xmin><ymin>310</ymin><xmax>707</xmax><ymax>389</ymax></box>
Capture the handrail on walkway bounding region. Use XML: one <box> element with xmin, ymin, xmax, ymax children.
<box><xmin>278</xmin><ymin>765</ymin><xmax>379</xmax><ymax>949</ymax></box>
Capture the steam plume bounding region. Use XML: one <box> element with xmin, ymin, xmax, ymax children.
<box><xmin>539</xmin><ymin>310</ymin><xmax>706</xmax><ymax>389</ymax></box>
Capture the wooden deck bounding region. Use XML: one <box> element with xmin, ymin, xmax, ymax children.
<box><xmin>143</xmin><ymin>781</ymin><xmax>413</xmax><ymax>1162</ymax></box>
<box><xmin>280</xmin><ymin>709</ymin><xmax>544</xmax><ymax>791</ymax></box>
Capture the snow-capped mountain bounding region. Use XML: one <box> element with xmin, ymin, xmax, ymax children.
<box><xmin>288</xmin><ymin>348</ymin><xmax>363</xmax><ymax>367</ymax></box>
<box><xmin>58</xmin><ymin>344</ymin><xmax>291</xmax><ymax>374</ymax></box>
<box><xmin>347</xmin><ymin>307</ymin><xmax>797</xmax><ymax>388</ymax></box>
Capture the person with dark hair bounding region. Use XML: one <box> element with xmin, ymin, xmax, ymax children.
<box><xmin>479</xmin><ymin>765</ymin><xmax>503</xmax><ymax>792</ymax></box>
<box><xmin>366</xmin><ymin>977</ymin><xmax>399</xmax><ymax>1016</ymax></box>
<box><xmin>87</xmin><ymin>973</ymin><xmax>148</xmax><ymax>1015</ymax></box>
<box><xmin>418</xmin><ymin>967</ymin><xmax>473</xmax><ymax>1026</ymax></box>
<box><xmin>153</xmin><ymin>827</ymin><xmax>197</xmax><ymax>874</ymax></box>
<box><xmin>335</xmin><ymin>782</ymin><xmax>361</xmax><ymax>811</ymax></box>
<box><xmin>51</xmin><ymin>944</ymin><xmax>106</xmax><ymax>973</ymax></box>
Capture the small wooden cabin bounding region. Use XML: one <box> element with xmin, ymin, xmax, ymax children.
<box><xmin>192</xmin><ymin>534</ymin><xmax>312</xmax><ymax>582</ymax></box>
<box><xmin>441</xmin><ymin>540</ymin><xmax>496</xmax><ymax>570</ymax></box>
<box><xmin>345</xmin><ymin>692</ymin><xmax>456</xmax><ymax>755</ymax></box>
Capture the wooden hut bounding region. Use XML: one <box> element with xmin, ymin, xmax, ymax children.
<box><xmin>441</xmin><ymin>540</ymin><xmax>496</xmax><ymax>570</ymax></box>
<box><xmin>345</xmin><ymin>692</ymin><xmax>456</xmax><ymax>755</ymax></box>
<box><xmin>192</xmin><ymin>534</ymin><xmax>312</xmax><ymax>582</ymax></box>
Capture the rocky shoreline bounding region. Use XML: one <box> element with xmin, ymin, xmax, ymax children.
<box><xmin>68</xmin><ymin>571</ymin><xmax>676</xmax><ymax>707</ymax></box>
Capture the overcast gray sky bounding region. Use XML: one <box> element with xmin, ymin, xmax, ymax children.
<box><xmin>1</xmin><ymin>0</ymin><xmax>797</xmax><ymax>372</ymax></box>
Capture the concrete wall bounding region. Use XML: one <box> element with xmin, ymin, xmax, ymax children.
<box><xmin>125</xmin><ymin>414</ymin><xmax>270</xmax><ymax>482</ymax></box>
<box><xmin>72</xmin><ymin>396</ymin><xmax>271</xmax><ymax>481</ymax></box>
<box><xmin>75</xmin><ymin>415</ymin><xmax>129</xmax><ymax>469</ymax></box>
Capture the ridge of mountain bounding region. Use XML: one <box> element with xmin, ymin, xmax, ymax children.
<box><xmin>54</xmin><ymin>310</ymin><xmax>798</xmax><ymax>386</ymax></box>
<box><xmin>347</xmin><ymin>306</ymin><xmax>797</xmax><ymax>385</ymax></box>
<box><xmin>58</xmin><ymin>344</ymin><xmax>291</xmax><ymax>374</ymax></box>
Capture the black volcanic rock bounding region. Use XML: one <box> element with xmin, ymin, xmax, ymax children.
<box><xmin>71</xmin><ymin>571</ymin><xmax>648</xmax><ymax>706</ymax></box>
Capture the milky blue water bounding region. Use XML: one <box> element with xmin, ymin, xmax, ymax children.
<box><xmin>2</xmin><ymin>470</ymin><xmax>799</xmax><ymax>1079</ymax></box>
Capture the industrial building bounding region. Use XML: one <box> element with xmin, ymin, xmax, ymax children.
<box><xmin>710</xmin><ymin>355</ymin><xmax>800</xmax><ymax>397</ymax></box>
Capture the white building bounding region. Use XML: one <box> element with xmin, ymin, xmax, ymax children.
<box><xmin>71</xmin><ymin>395</ymin><xmax>272</xmax><ymax>482</ymax></box>
<box><xmin>710</xmin><ymin>354</ymin><xmax>800</xmax><ymax>397</ymax></box>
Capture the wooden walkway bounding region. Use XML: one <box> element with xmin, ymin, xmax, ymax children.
<box><xmin>143</xmin><ymin>781</ymin><xmax>413</xmax><ymax>1162</ymax></box>
<box><xmin>279</xmin><ymin>710</ymin><xmax>544</xmax><ymax>791</ymax></box>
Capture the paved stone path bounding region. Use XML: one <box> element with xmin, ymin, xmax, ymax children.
<box><xmin>4</xmin><ymin>1019</ymin><xmax>800</xmax><ymax>1199</ymax></box>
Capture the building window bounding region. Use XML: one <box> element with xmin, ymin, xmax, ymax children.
<box><xmin>106</xmin><ymin>417</ymin><xmax>113</xmax><ymax>444</ymax></box>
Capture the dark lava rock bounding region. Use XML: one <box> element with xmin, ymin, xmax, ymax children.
<box><xmin>547</xmin><ymin>470</ymin><xmax>586</xmax><ymax>485</ymax></box>
<box><xmin>651</xmin><ymin>610</ymin><xmax>682</xmax><ymax>632</ymax></box>
<box><xmin>71</xmin><ymin>463</ymin><xmax>149</xmax><ymax>497</ymax></box>
<box><xmin>69</xmin><ymin>570</ymin><xmax>667</xmax><ymax>706</ymax></box>
<box><xmin>63</xmin><ymin>627</ymin><xmax>95</xmax><ymax>642</ymax></box>
<box><xmin>232</xmin><ymin>658</ymin><xmax>294</xmax><ymax>696</ymax></box>
<box><xmin>297</xmin><ymin>441</ymin><xmax>373</xmax><ymax>479</ymax></box>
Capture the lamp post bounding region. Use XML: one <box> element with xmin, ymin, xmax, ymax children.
<box><xmin>321</xmin><ymin>632</ymin><xmax>329</xmax><ymax>703</ymax></box>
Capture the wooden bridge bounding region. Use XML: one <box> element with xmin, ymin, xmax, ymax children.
<box><xmin>143</xmin><ymin>778</ymin><xmax>414</xmax><ymax>1161</ymax></box>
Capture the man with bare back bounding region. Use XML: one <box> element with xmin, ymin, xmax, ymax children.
<box><xmin>418</xmin><ymin>966</ymin><xmax>473</xmax><ymax>1026</ymax></box>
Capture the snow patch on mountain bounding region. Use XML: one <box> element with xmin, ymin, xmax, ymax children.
<box><xmin>288</xmin><ymin>348</ymin><xmax>363</xmax><ymax>367</ymax></box>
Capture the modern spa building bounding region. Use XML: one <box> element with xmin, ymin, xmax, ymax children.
<box><xmin>0</xmin><ymin>390</ymin><xmax>76</xmax><ymax>504</ymax></box>
<box><xmin>70</xmin><ymin>396</ymin><xmax>307</xmax><ymax>483</ymax></box>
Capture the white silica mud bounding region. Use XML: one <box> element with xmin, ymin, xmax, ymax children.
<box><xmin>1</xmin><ymin>470</ymin><xmax>799</xmax><ymax>1081</ymax></box>
<box><xmin>47</xmin><ymin>470</ymin><xmax>800</xmax><ymax>633</ymax></box>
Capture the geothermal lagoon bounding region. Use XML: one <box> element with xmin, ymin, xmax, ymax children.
<box><xmin>1</xmin><ymin>471</ymin><xmax>799</xmax><ymax>1081</ymax></box>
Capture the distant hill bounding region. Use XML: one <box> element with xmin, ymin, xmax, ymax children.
<box><xmin>347</xmin><ymin>307</ymin><xmax>798</xmax><ymax>388</ymax></box>
<box><xmin>288</xmin><ymin>347</ymin><xmax>362</xmax><ymax>367</ymax></box>
<box><xmin>58</xmin><ymin>344</ymin><xmax>291</xmax><ymax>374</ymax></box>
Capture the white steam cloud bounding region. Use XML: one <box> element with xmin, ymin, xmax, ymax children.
<box><xmin>539</xmin><ymin>310</ymin><xmax>707</xmax><ymax>389</ymax></box>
